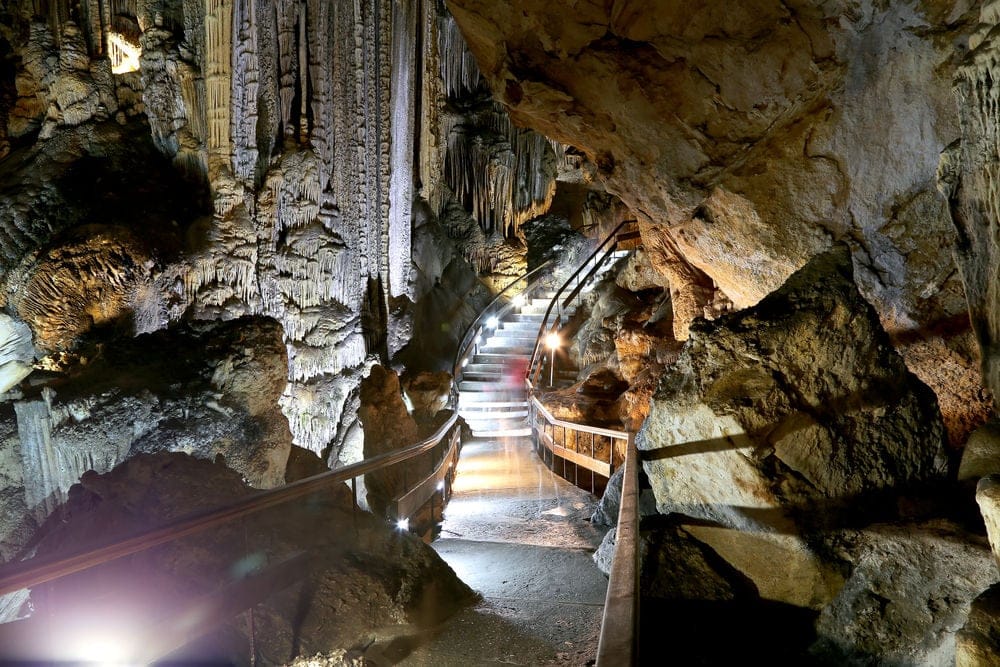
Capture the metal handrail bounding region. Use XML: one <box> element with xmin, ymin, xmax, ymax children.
<box><xmin>451</xmin><ymin>260</ymin><xmax>553</xmax><ymax>400</ymax></box>
<box><xmin>519</xmin><ymin>219</ymin><xmax>642</xmax><ymax>666</ymax></box>
<box><xmin>526</xmin><ymin>219</ymin><xmax>636</xmax><ymax>388</ymax></box>
<box><xmin>0</xmin><ymin>412</ymin><xmax>458</xmax><ymax>597</ymax></box>
<box><xmin>595</xmin><ymin>431</ymin><xmax>639</xmax><ymax>666</ymax></box>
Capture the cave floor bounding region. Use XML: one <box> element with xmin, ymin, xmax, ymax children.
<box><xmin>372</xmin><ymin>434</ymin><xmax>609</xmax><ymax>666</ymax></box>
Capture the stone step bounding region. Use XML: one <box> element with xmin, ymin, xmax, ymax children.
<box><xmin>459</xmin><ymin>391</ymin><xmax>527</xmax><ymax>403</ymax></box>
<box><xmin>476</xmin><ymin>345</ymin><xmax>535</xmax><ymax>356</ymax></box>
<box><xmin>470</xmin><ymin>425</ymin><xmax>533</xmax><ymax>438</ymax></box>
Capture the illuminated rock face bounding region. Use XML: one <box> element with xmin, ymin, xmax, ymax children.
<box><xmin>638</xmin><ymin>246</ymin><xmax>947</xmax><ymax>532</ymax></box>
<box><xmin>940</xmin><ymin>1</ymin><xmax>1000</xmax><ymax>405</ymax></box>
<box><xmin>3</xmin><ymin>317</ymin><xmax>292</xmax><ymax>533</ymax></box>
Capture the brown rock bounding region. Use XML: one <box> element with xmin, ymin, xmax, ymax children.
<box><xmin>401</xmin><ymin>371</ymin><xmax>452</xmax><ymax>422</ymax></box>
<box><xmin>360</xmin><ymin>366</ymin><xmax>423</xmax><ymax>517</ymax></box>
<box><xmin>957</xmin><ymin>583</ymin><xmax>1000</xmax><ymax>667</ymax></box>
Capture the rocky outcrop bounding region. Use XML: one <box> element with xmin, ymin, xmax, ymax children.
<box><xmin>359</xmin><ymin>365</ymin><xmax>422</xmax><ymax>517</ymax></box>
<box><xmin>638</xmin><ymin>245</ymin><xmax>947</xmax><ymax>536</ymax></box>
<box><xmin>957</xmin><ymin>583</ymin><xmax>1000</xmax><ymax>667</ymax></box>
<box><xmin>813</xmin><ymin>521</ymin><xmax>996</xmax><ymax>666</ymax></box>
<box><xmin>448</xmin><ymin>0</ymin><xmax>973</xmax><ymax>327</ymax></box>
<box><xmin>940</xmin><ymin>1</ymin><xmax>1000</xmax><ymax>407</ymax></box>
<box><xmin>0</xmin><ymin>317</ymin><xmax>293</xmax><ymax>541</ymax></box>
<box><xmin>401</xmin><ymin>370</ymin><xmax>452</xmax><ymax>422</ymax></box>
<box><xmin>449</xmin><ymin>0</ymin><xmax>987</xmax><ymax>437</ymax></box>
<box><xmin>20</xmin><ymin>452</ymin><xmax>475</xmax><ymax>663</ymax></box>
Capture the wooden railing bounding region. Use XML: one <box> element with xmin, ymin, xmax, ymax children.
<box><xmin>523</xmin><ymin>219</ymin><xmax>643</xmax><ymax>665</ymax></box>
<box><xmin>596</xmin><ymin>428</ymin><xmax>639</xmax><ymax>666</ymax></box>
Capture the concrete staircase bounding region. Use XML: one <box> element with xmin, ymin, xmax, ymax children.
<box><xmin>457</xmin><ymin>294</ymin><xmax>577</xmax><ymax>439</ymax></box>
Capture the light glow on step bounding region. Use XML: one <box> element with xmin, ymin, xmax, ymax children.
<box><xmin>486</xmin><ymin>316</ymin><xmax>499</xmax><ymax>329</ymax></box>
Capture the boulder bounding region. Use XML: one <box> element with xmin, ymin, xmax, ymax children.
<box><xmin>637</xmin><ymin>245</ymin><xmax>947</xmax><ymax>535</ymax></box>
<box><xmin>960</xmin><ymin>422</ymin><xmax>1000</xmax><ymax>482</ymax></box>
<box><xmin>977</xmin><ymin>476</ymin><xmax>1000</xmax><ymax>567</ymax></box>
<box><xmin>956</xmin><ymin>583</ymin><xmax>1000</xmax><ymax>667</ymax></box>
<box><xmin>401</xmin><ymin>371</ymin><xmax>452</xmax><ymax>422</ymax></box>
<box><xmin>812</xmin><ymin>521</ymin><xmax>996</xmax><ymax>666</ymax></box>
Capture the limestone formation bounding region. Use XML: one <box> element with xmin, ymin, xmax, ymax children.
<box><xmin>978</xmin><ymin>476</ymin><xmax>1000</xmax><ymax>567</ymax></box>
<box><xmin>957</xmin><ymin>583</ymin><xmax>1000</xmax><ymax>667</ymax></box>
<box><xmin>0</xmin><ymin>317</ymin><xmax>293</xmax><ymax>540</ymax></box>
<box><xmin>638</xmin><ymin>245</ymin><xmax>947</xmax><ymax>536</ymax></box>
<box><xmin>813</xmin><ymin>521</ymin><xmax>996</xmax><ymax>666</ymax></box>
<box><xmin>960</xmin><ymin>422</ymin><xmax>1000</xmax><ymax>482</ymax></box>
<box><xmin>940</xmin><ymin>1</ymin><xmax>1000</xmax><ymax>408</ymax></box>
<box><xmin>401</xmin><ymin>371</ymin><xmax>452</xmax><ymax>422</ymax></box>
<box><xmin>359</xmin><ymin>365</ymin><xmax>422</xmax><ymax>517</ymax></box>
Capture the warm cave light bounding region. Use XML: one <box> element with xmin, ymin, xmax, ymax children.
<box><xmin>545</xmin><ymin>332</ymin><xmax>561</xmax><ymax>350</ymax></box>
<box><xmin>486</xmin><ymin>316</ymin><xmax>499</xmax><ymax>329</ymax></box>
<box><xmin>107</xmin><ymin>33</ymin><xmax>141</xmax><ymax>74</ymax></box>
<box><xmin>396</xmin><ymin>517</ymin><xmax>410</xmax><ymax>531</ymax></box>
<box><xmin>437</xmin><ymin>480</ymin><xmax>445</xmax><ymax>491</ymax></box>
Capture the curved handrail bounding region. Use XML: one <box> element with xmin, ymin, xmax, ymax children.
<box><xmin>451</xmin><ymin>260</ymin><xmax>554</xmax><ymax>401</ymax></box>
<box><xmin>526</xmin><ymin>219</ymin><xmax>635</xmax><ymax>388</ymax></box>
<box><xmin>0</xmin><ymin>412</ymin><xmax>458</xmax><ymax>597</ymax></box>
<box><xmin>595</xmin><ymin>430</ymin><xmax>639</xmax><ymax>666</ymax></box>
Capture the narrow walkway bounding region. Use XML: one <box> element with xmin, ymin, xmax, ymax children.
<box><xmin>399</xmin><ymin>433</ymin><xmax>608</xmax><ymax>666</ymax></box>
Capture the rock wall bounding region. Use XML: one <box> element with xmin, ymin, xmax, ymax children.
<box><xmin>940</xmin><ymin>0</ymin><xmax>1000</xmax><ymax>404</ymax></box>
<box><xmin>448</xmin><ymin>0</ymin><xmax>992</xmax><ymax>440</ymax></box>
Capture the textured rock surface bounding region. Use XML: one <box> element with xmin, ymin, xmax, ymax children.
<box><xmin>22</xmin><ymin>453</ymin><xmax>474</xmax><ymax>663</ymax></box>
<box><xmin>0</xmin><ymin>316</ymin><xmax>293</xmax><ymax>544</ymax></box>
<box><xmin>449</xmin><ymin>0</ymin><xmax>988</xmax><ymax>436</ymax></box>
<box><xmin>449</xmin><ymin>0</ymin><xmax>972</xmax><ymax>325</ymax></box>
<box><xmin>812</xmin><ymin>521</ymin><xmax>996</xmax><ymax>666</ymax></box>
<box><xmin>359</xmin><ymin>365</ymin><xmax>422</xmax><ymax>517</ymax></box>
<box><xmin>960</xmin><ymin>421</ymin><xmax>1000</xmax><ymax>482</ymax></box>
<box><xmin>956</xmin><ymin>582</ymin><xmax>1000</xmax><ymax>667</ymax></box>
<box><xmin>941</xmin><ymin>1</ymin><xmax>1000</xmax><ymax>407</ymax></box>
<box><xmin>639</xmin><ymin>246</ymin><xmax>947</xmax><ymax>538</ymax></box>
<box><xmin>978</xmin><ymin>475</ymin><xmax>1000</xmax><ymax>567</ymax></box>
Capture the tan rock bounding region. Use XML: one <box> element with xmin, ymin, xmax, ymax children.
<box><xmin>978</xmin><ymin>476</ymin><xmax>1000</xmax><ymax>566</ymax></box>
<box><xmin>960</xmin><ymin>422</ymin><xmax>1000</xmax><ymax>482</ymax></box>
<box><xmin>360</xmin><ymin>365</ymin><xmax>423</xmax><ymax>517</ymax></box>
<box><xmin>638</xmin><ymin>246</ymin><xmax>947</xmax><ymax>534</ymax></box>
<box><xmin>684</xmin><ymin>524</ymin><xmax>843</xmax><ymax>610</ymax></box>
<box><xmin>401</xmin><ymin>371</ymin><xmax>452</xmax><ymax>421</ymax></box>
<box><xmin>957</xmin><ymin>583</ymin><xmax>1000</xmax><ymax>667</ymax></box>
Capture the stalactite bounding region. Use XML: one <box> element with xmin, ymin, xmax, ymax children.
<box><xmin>203</xmin><ymin>0</ymin><xmax>232</xmax><ymax>177</ymax></box>
<box><xmin>388</xmin><ymin>0</ymin><xmax>416</xmax><ymax>299</ymax></box>
<box><xmin>274</xmin><ymin>0</ymin><xmax>298</xmax><ymax>138</ymax></box>
<box><xmin>438</xmin><ymin>13</ymin><xmax>481</xmax><ymax>99</ymax></box>
<box><xmin>444</xmin><ymin>103</ymin><xmax>555</xmax><ymax>239</ymax></box>
<box><xmin>14</xmin><ymin>388</ymin><xmax>130</xmax><ymax>522</ymax></box>
<box><xmin>230</xmin><ymin>0</ymin><xmax>259</xmax><ymax>183</ymax></box>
